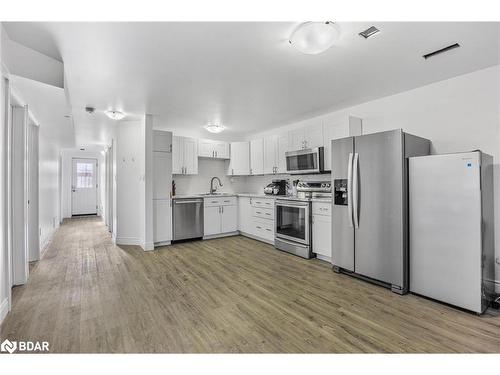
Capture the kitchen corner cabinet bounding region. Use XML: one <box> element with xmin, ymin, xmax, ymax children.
<box><xmin>250</xmin><ymin>139</ymin><xmax>264</xmax><ymax>175</ymax></box>
<box><xmin>312</xmin><ymin>201</ymin><xmax>332</xmax><ymax>261</ymax></box>
<box><xmin>323</xmin><ymin>116</ymin><xmax>362</xmax><ymax>171</ymax></box>
<box><xmin>172</xmin><ymin>135</ymin><xmax>198</xmax><ymax>175</ymax></box>
<box><xmin>204</xmin><ymin>197</ymin><xmax>237</xmax><ymax>237</ymax></box>
<box><xmin>198</xmin><ymin>139</ymin><xmax>229</xmax><ymax>159</ymax></box>
<box><xmin>263</xmin><ymin>134</ymin><xmax>288</xmax><ymax>174</ymax></box>
<box><xmin>227</xmin><ymin>141</ymin><xmax>250</xmax><ymax>176</ymax></box>
<box><xmin>288</xmin><ymin>121</ymin><xmax>323</xmax><ymax>151</ymax></box>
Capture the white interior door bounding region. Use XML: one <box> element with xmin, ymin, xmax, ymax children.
<box><xmin>72</xmin><ymin>158</ymin><xmax>98</xmax><ymax>215</ymax></box>
<box><xmin>27</xmin><ymin>122</ymin><xmax>39</xmax><ymax>261</ymax></box>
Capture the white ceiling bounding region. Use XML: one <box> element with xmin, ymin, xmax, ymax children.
<box><xmin>4</xmin><ymin>22</ymin><xmax>500</xmax><ymax>146</ymax></box>
<box><xmin>10</xmin><ymin>75</ymin><xmax>75</xmax><ymax>149</ymax></box>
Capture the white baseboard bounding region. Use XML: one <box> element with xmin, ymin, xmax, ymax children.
<box><xmin>142</xmin><ymin>241</ymin><xmax>155</xmax><ymax>251</ymax></box>
<box><xmin>238</xmin><ymin>231</ymin><xmax>274</xmax><ymax>246</ymax></box>
<box><xmin>0</xmin><ymin>298</ymin><xmax>9</xmax><ymax>326</ymax></box>
<box><xmin>203</xmin><ymin>231</ymin><xmax>239</xmax><ymax>240</ymax></box>
<box><xmin>154</xmin><ymin>240</ymin><xmax>171</xmax><ymax>247</ymax></box>
<box><xmin>115</xmin><ymin>237</ymin><xmax>142</xmax><ymax>246</ymax></box>
<box><xmin>316</xmin><ymin>254</ymin><xmax>331</xmax><ymax>263</ymax></box>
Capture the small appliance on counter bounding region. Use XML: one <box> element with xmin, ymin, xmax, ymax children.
<box><xmin>263</xmin><ymin>179</ymin><xmax>287</xmax><ymax>195</ymax></box>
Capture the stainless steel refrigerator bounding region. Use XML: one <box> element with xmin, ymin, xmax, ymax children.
<box><xmin>409</xmin><ymin>151</ymin><xmax>495</xmax><ymax>313</ymax></box>
<box><xmin>332</xmin><ymin>129</ymin><xmax>430</xmax><ymax>294</ymax></box>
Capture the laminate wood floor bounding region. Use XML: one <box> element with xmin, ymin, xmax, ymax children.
<box><xmin>1</xmin><ymin>217</ymin><xmax>499</xmax><ymax>353</ymax></box>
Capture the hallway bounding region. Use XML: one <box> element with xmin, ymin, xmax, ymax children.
<box><xmin>1</xmin><ymin>217</ymin><xmax>499</xmax><ymax>353</ymax></box>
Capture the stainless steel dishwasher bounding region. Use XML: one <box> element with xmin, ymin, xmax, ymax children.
<box><xmin>172</xmin><ymin>197</ymin><xmax>204</xmax><ymax>241</ymax></box>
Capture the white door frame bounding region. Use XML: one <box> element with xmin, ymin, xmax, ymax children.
<box><xmin>71</xmin><ymin>157</ymin><xmax>98</xmax><ymax>216</ymax></box>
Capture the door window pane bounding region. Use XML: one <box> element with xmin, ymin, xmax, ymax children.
<box><xmin>76</xmin><ymin>162</ymin><xmax>94</xmax><ymax>188</ymax></box>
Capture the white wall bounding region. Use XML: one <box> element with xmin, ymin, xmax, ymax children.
<box><xmin>115</xmin><ymin>120</ymin><xmax>146</xmax><ymax>246</ymax></box>
<box><xmin>173</xmin><ymin>158</ymin><xmax>240</xmax><ymax>195</ymax></box>
<box><xmin>250</xmin><ymin>64</ymin><xmax>500</xmax><ymax>289</ymax></box>
<box><xmin>0</xmin><ymin>23</ymin><xmax>9</xmax><ymax>322</ymax></box>
<box><xmin>60</xmin><ymin>149</ymin><xmax>104</xmax><ymax>220</ymax></box>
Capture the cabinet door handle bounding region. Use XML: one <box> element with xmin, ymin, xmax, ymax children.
<box><xmin>250</xmin><ymin>168</ymin><xmax>253</xmax><ymax>175</ymax></box>
<box><xmin>222</xmin><ymin>206</ymin><xmax>224</xmax><ymax>213</ymax></box>
<box><xmin>232</xmin><ymin>169</ymin><xmax>234</xmax><ymax>175</ymax></box>
<box><xmin>216</xmin><ymin>151</ymin><xmax>218</xmax><ymax>157</ymax></box>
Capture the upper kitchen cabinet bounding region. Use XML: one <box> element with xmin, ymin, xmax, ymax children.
<box><xmin>172</xmin><ymin>135</ymin><xmax>198</xmax><ymax>175</ymax></box>
<box><xmin>288</xmin><ymin>120</ymin><xmax>324</xmax><ymax>151</ymax></box>
<box><xmin>198</xmin><ymin>139</ymin><xmax>230</xmax><ymax>159</ymax></box>
<box><xmin>153</xmin><ymin>130</ymin><xmax>172</xmax><ymax>152</ymax></box>
<box><xmin>227</xmin><ymin>141</ymin><xmax>250</xmax><ymax>176</ymax></box>
<box><xmin>250</xmin><ymin>139</ymin><xmax>264</xmax><ymax>175</ymax></box>
<box><xmin>263</xmin><ymin>134</ymin><xmax>288</xmax><ymax>174</ymax></box>
<box><xmin>323</xmin><ymin>116</ymin><xmax>362</xmax><ymax>171</ymax></box>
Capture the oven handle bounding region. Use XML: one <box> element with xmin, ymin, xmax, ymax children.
<box><xmin>276</xmin><ymin>202</ymin><xmax>310</xmax><ymax>209</ymax></box>
<box><xmin>347</xmin><ymin>152</ymin><xmax>354</xmax><ymax>228</ymax></box>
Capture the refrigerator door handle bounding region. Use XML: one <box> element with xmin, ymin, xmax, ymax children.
<box><xmin>347</xmin><ymin>152</ymin><xmax>354</xmax><ymax>228</ymax></box>
<box><xmin>353</xmin><ymin>152</ymin><xmax>359</xmax><ymax>229</ymax></box>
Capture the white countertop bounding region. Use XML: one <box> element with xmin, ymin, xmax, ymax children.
<box><xmin>172</xmin><ymin>192</ymin><xmax>331</xmax><ymax>202</ymax></box>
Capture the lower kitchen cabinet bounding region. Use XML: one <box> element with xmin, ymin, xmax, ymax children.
<box><xmin>153</xmin><ymin>199</ymin><xmax>172</xmax><ymax>244</ymax></box>
<box><xmin>312</xmin><ymin>202</ymin><xmax>332</xmax><ymax>261</ymax></box>
<box><xmin>237</xmin><ymin>196</ymin><xmax>275</xmax><ymax>244</ymax></box>
<box><xmin>203</xmin><ymin>197</ymin><xmax>238</xmax><ymax>237</ymax></box>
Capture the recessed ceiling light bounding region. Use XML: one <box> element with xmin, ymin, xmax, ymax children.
<box><xmin>359</xmin><ymin>26</ymin><xmax>380</xmax><ymax>39</ymax></box>
<box><xmin>289</xmin><ymin>21</ymin><xmax>340</xmax><ymax>55</ymax></box>
<box><xmin>204</xmin><ymin>123</ymin><xmax>225</xmax><ymax>133</ymax></box>
<box><xmin>105</xmin><ymin>110</ymin><xmax>126</xmax><ymax>120</ymax></box>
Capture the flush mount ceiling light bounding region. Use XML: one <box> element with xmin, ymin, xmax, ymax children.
<box><xmin>204</xmin><ymin>123</ymin><xmax>225</xmax><ymax>133</ymax></box>
<box><xmin>289</xmin><ymin>21</ymin><xmax>340</xmax><ymax>55</ymax></box>
<box><xmin>105</xmin><ymin>110</ymin><xmax>126</xmax><ymax>120</ymax></box>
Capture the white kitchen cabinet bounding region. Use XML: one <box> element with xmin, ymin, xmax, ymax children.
<box><xmin>154</xmin><ymin>199</ymin><xmax>172</xmax><ymax>243</ymax></box>
<box><xmin>204</xmin><ymin>206</ymin><xmax>221</xmax><ymax>236</ymax></box>
<box><xmin>250</xmin><ymin>139</ymin><xmax>264</xmax><ymax>175</ymax></box>
<box><xmin>238</xmin><ymin>197</ymin><xmax>253</xmax><ymax>234</ymax></box>
<box><xmin>153</xmin><ymin>130</ymin><xmax>172</xmax><ymax>152</ymax></box>
<box><xmin>221</xmin><ymin>205</ymin><xmax>238</xmax><ymax>233</ymax></box>
<box><xmin>227</xmin><ymin>141</ymin><xmax>250</xmax><ymax>176</ymax></box>
<box><xmin>172</xmin><ymin>135</ymin><xmax>198</xmax><ymax>175</ymax></box>
<box><xmin>203</xmin><ymin>197</ymin><xmax>238</xmax><ymax>237</ymax></box>
<box><xmin>263</xmin><ymin>134</ymin><xmax>288</xmax><ymax>174</ymax></box>
<box><xmin>198</xmin><ymin>139</ymin><xmax>229</xmax><ymax>159</ymax></box>
<box><xmin>323</xmin><ymin>116</ymin><xmax>362</xmax><ymax>171</ymax></box>
<box><xmin>153</xmin><ymin>151</ymin><xmax>171</xmax><ymax>200</ymax></box>
<box><xmin>288</xmin><ymin>121</ymin><xmax>323</xmax><ymax>151</ymax></box>
<box><xmin>276</xmin><ymin>134</ymin><xmax>288</xmax><ymax>173</ymax></box>
<box><xmin>263</xmin><ymin>136</ymin><xmax>277</xmax><ymax>174</ymax></box>
<box><xmin>312</xmin><ymin>201</ymin><xmax>332</xmax><ymax>261</ymax></box>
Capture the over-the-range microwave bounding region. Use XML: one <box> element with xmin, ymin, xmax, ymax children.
<box><xmin>285</xmin><ymin>147</ymin><xmax>324</xmax><ymax>174</ymax></box>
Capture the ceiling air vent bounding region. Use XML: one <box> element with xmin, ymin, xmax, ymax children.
<box><xmin>423</xmin><ymin>43</ymin><xmax>460</xmax><ymax>59</ymax></box>
<box><xmin>359</xmin><ymin>26</ymin><xmax>380</xmax><ymax>39</ymax></box>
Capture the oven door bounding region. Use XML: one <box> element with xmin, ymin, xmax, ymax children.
<box><xmin>275</xmin><ymin>200</ymin><xmax>310</xmax><ymax>245</ymax></box>
<box><xmin>286</xmin><ymin>149</ymin><xmax>319</xmax><ymax>174</ymax></box>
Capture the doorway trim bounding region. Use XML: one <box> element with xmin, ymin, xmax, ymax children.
<box><xmin>71</xmin><ymin>157</ymin><xmax>99</xmax><ymax>216</ymax></box>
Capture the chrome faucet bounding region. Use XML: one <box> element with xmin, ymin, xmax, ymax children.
<box><xmin>210</xmin><ymin>177</ymin><xmax>223</xmax><ymax>194</ymax></box>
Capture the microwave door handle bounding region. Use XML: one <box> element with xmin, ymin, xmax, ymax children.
<box><xmin>352</xmin><ymin>152</ymin><xmax>359</xmax><ymax>229</ymax></box>
<box><xmin>347</xmin><ymin>152</ymin><xmax>354</xmax><ymax>228</ymax></box>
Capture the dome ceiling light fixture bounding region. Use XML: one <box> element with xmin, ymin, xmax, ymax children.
<box><xmin>204</xmin><ymin>123</ymin><xmax>225</xmax><ymax>133</ymax></box>
<box><xmin>289</xmin><ymin>21</ymin><xmax>340</xmax><ymax>55</ymax></box>
<box><xmin>105</xmin><ymin>110</ymin><xmax>126</xmax><ymax>120</ymax></box>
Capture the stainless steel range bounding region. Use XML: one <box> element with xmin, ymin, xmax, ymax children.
<box><xmin>275</xmin><ymin>180</ymin><xmax>332</xmax><ymax>259</ymax></box>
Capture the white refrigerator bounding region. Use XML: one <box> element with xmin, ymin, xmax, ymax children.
<box><xmin>409</xmin><ymin>151</ymin><xmax>495</xmax><ymax>314</ymax></box>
